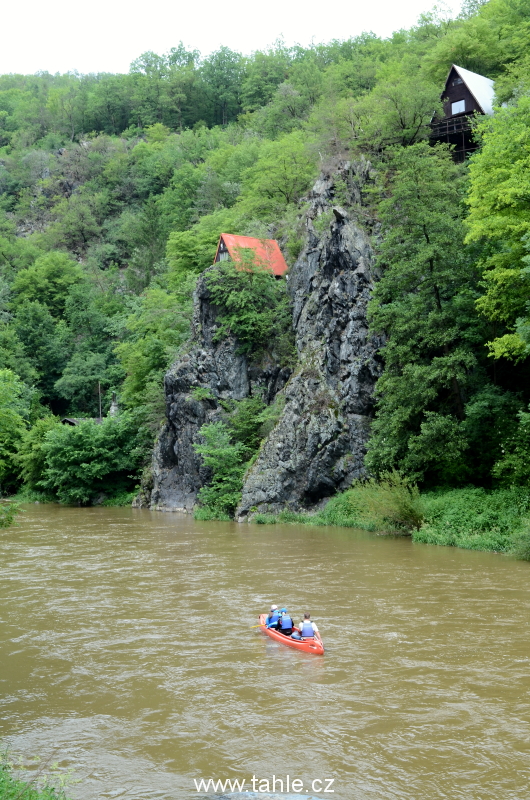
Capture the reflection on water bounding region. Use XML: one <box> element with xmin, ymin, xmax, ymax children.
<box><xmin>1</xmin><ymin>504</ymin><xmax>529</xmax><ymax>800</ymax></box>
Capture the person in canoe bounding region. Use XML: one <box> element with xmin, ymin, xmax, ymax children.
<box><xmin>265</xmin><ymin>604</ymin><xmax>281</xmax><ymax>629</ymax></box>
<box><xmin>278</xmin><ymin>608</ymin><xmax>294</xmax><ymax>636</ymax></box>
<box><xmin>291</xmin><ymin>612</ymin><xmax>321</xmax><ymax>643</ymax></box>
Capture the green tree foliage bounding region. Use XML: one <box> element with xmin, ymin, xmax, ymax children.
<box><xmin>114</xmin><ymin>277</ymin><xmax>195</xmax><ymax>427</ymax></box>
<box><xmin>1</xmin><ymin>4</ymin><xmax>530</xmax><ymax>509</ymax></box>
<box><xmin>205</xmin><ymin>259</ymin><xmax>294</xmax><ymax>362</ymax></box>
<box><xmin>465</xmin><ymin>96</ymin><xmax>530</xmax><ymax>360</ymax></box>
<box><xmin>0</xmin><ymin>368</ymin><xmax>28</xmax><ymax>492</ymax></box>
<box><xmin>11</xmin><ymin>252</ymin><xmax>83</xmax><ymax>317</ymax></box>
<box><xmin>240</xmin><ymin>45</ymin><xmax>291</xmax><ymax>111</ymax></box>
<box><xmin>492</xmin><ymin>406</ymin><xmax>530</xmax><ymax>485</ymax></box>
<box><xmin>366</xmin><ymin>143</ymin><xmax>512</xmax><ymax>485</ymax></box>
<box><xmin>193</xmin><ymin>421</ymin><xmax>250</xmax><ymax>517</ymax></box>
<box><xmin>15</xmin><ymin>415</ymin><xmax>61</xmax><ymax>490</ymax></box>
<box><xmin>238</xmin><ymin>131</ymin><xmax>317</xmax><ymax>214</ymax></box>
<box><xmin>39</xmin><ymin>414</ymin><xmax>143</xmax><ymax>504</ymax></box>
<box><xmin>166</xmin><ymin>207</ymin><xmax>240</xmax><ymax>278</ymax></box>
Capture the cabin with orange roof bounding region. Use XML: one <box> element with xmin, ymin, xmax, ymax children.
<box><xmin>214</xmin><ymin>234</ymin><xmax>288</xmax><ymax>278</ymax></box>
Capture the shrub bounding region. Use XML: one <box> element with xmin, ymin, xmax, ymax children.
<box><xmin>254</xmin><ymin>512</ymin><xmax>277</xmax><ymax>524</ymax></box>
<box><xmin>193</xmin><ymin>505</ymin><xmax>231</xmax><ymax>521</ymax></box>
<box><xmin>191</xmin><ymin>386</ymin><xmax>214</xmax><ymax>402</ymax></box>
<box><xmin>224</xmin><ymin>394</ymin><xmax>267</xmax><ymax>450</ymax></box>
<box><xmin>193</xmin><ymin>421</ymin><xmax>250</xmax><ymax>517</ymax></box>
<box><xmin>193</xmin><ymin>395</ymin><xmax>279</xmax><ymax>518</ymax></box>
<box><xmin>511</xmin><ymin>521</ymin><xmax>530</xmax><ymax>561</ymax></box>
<box><xmin>15</xmin><ymin>416</ymin><xmax>62</xmax><ymax>490</ymax></box>
<box><xmin>0</xmin><ymin>368</ymin><xmax>28</xmax><ymax>493</ymax></box>
<box><xmin>205</xmin><ymin>259</ymin><xmax>294</xmax><ymax>363</ymax></box>
<box><xmin>0</xmin><ymin>500</ymin><xmax>19</xmax><ymax>528</ymax></box>
<box><xmin>101</xmin><ymin>490</ymin><xmax>138</xmax><ymax>507</ymax></box>
<box><xmin>493</xmin><ymin>408</ymin><xmax>530</xmax><ymax>485</ymax></box>
<box><xmin>39</xmin><ymin>414</ymin><xmax>143</xmax><ymax>505</ymax></box>
<box><xmin>414</xmin><ymin>487</ymin><xmax>530</xmax><ymax>552</ymax></box>
<box><xmin>0</xmin><ymin>750</ymin><xmax>71</xmax><ymax>800</ymax></box>
<box><xmin>316</xmin><ymin>471</ymin><xmax>424</xmax><ymax>532</ymax></box>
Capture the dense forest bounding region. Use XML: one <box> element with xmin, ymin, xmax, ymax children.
<box><xmin>1</xmin><ymin>0</ymin><xmax>530</xmax><ymax>538</ymax></box>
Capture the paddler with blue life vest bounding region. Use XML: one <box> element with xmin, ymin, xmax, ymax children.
<box><xmin>265</xmin><ymin>604</ymin><xmax>281</xmax><ymax>629</ymax></box>
<box><xmin>278</xmin><ymin>607</ymin><xmax>294</xmax><ymax>636</ymax></box>
<box><xmin>291</xmin><ymin>612</ymin><xmax>322</xmax><ymax>643</ymax></box>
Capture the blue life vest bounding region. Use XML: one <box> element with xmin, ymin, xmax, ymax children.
<box><xmin>280</xmin><ymin>614</ymin><xmax>293</xmax><ymax>630</ymax></box>
<box><xmin>267</xmin><ymin>611</ymin><xmax>280</xmax><ymax>625</ymax></box>
<box><xmin>301</xmin><ymin>621</ymin><xmax>315</xmax><ymax>637</ymax></box>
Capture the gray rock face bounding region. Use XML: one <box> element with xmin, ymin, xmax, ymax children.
<box><xmin>236</xmin><ymin>162</ymin><xmax>383</xmax><ymax>517</ymax></box>
<box><xmin>147</xmin><ymin>160</ymin><xmax>382</xmax><ymax>514</ymax></box>
<box><xmin>147</xmin><ymin>272</ymin><xmax>290</xmax><ymax>511</ymax></box>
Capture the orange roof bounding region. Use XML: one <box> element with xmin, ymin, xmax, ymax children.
<box><xmin>215</xmin><ymin>234</ymin><xmax>288</xmax><ymax>277</ymax></box>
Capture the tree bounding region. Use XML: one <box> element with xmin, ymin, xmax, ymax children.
<box><xmin>16</xmin><ymin>415</ymin><xmax>61</xmax><ymax>491</ymax></box>
<box><xmin>193</xmin><ymin>421</ymin><xmax>250</xmax><ymax>516</ymax></box>
<box><xmin>239</xmin><ymin>131</ymin><xmax>317</xmax><ymax>216</ymax></box>
<box><xmin>115</xmin><ymin>279</ymin><xmax>195</xmax><ymax>420</ymax></box>
<box><xmin>166</xmin><ymin>207</ymin><xmax>240</xmax><ymax>278</ymax></box>
<box><xmin>366</xmin><ymin>142</ymin><xmax>506</xmax><ymax>485</ymax></box>
<box><xmin>14</xmin><ymin>300</ymin><xmax>71</xmax><ymax>404</ymax></box>
<box><xmin>0</xmin><ymin>368</ymin><xmax>27</xmax><ymax>492</ymax></box>
<box><xmin>11</xmin><ymin>252</ymin><xmax>83</xmax><ymax>317</ymax></box>
<box><xmin>54</xmin><ymin>351</ymin><xmax>123</xmax><ymax>416</ymax></box>
<box><xmin>240</xmin><ymin>45</ymin><xmax>291</xmax><ymax>111</ymax></box>
<box><xmin>201</xmin><ymin>47</ymin><xmax>244</xmax><ymax>126</ymax></box>
<box><xmin>39</xmin><ymin>414</ymin><xmax>143</xmax><ymax>504</ymax></box>
<box><xmin>205</xmin><ymin>259</ymin><xmax>293</xmax><ymax>361</ymax></box>
<box><xmin>465</xmin><ymin>96</ymin><xmax>530</xmax><ymax>360</ymax></box>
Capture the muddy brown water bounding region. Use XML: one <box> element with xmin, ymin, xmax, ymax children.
<box><xmin>1</xmin><ymin>504</ymin><xmax>529</xmax><ymax>800</ymax></box>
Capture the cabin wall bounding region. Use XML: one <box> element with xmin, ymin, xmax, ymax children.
<box><xmin>442</xmin><ymin>70</ymin><xmax>481</xmax><ymax>118</ymax></box>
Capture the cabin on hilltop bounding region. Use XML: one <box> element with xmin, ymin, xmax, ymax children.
<box><xmin>214</xmin><ymin>233</ymin><xmax>288</xmax><ymax>278</ymax></box>
<box><xmin>430</xmin><ymin>64</ymin><xmax>495</xmax><ymax>161</ymax></box>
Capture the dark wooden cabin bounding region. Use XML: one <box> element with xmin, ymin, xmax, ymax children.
<box><xmin>430</xmin><ymin>64</ymin><xmax>494</xmax><ymax>161</ymax></box>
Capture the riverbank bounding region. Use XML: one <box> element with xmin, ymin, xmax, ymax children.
<box><xmin>9</xmin><ymin>488</ymin><xmax>136</xmax><ymax>507</ymax></box>
<box><xmin>0</xmin><ymin>753</ymin><xmax>70</xmax><ymax>800</ymax></box>
<box><xmin>249</xmin><ymin>486</ymin><xmax>530</xmax><ymax>560</ymax></box>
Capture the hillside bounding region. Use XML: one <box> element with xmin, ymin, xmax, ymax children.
<box><xmin>2</xmin><ymin>0</ymin><xmax>530</xmax><ymax>538</ymax></box>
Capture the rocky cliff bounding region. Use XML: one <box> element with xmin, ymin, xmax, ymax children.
<box><xmin>145</xmin><ymin>161</ymin><xmax>383</xmax><ymax>514</ymax></box>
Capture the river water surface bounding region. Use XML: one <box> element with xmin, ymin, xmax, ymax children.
<box><xmin>1</xmin><ymin>504</ymin><xmax>529</xmax><ymax>800</ymax></box>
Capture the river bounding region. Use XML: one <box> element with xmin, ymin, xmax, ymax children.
<box><xmin>1</xmin><ymin>504</ymin><xmax>529</xmax><ymax>800</ymax></box>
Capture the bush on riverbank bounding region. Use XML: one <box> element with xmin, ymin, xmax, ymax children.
<box><xmin>0</xmin><ymin>500</ymin><xmax>19</xmax><ymax>528</ymax></box>
<box><xmin>415</xmin><ymin>487</ymin><xmax>530</xmax><ymax>553</ymax></box>
<box><xmin>251</xmin><ymin>483</ymin><xmax>530</xmax><ymax>560</ymax></box>
<box><xmin>0</xmin><ymin>752</ymin><xmax>70</xmax><ymax>800</ymax></box>
<box><xmin>253</xmin><ymin>472</ymin><xmax>424</xmax><ymax>532</ymax></box>
<box><xmin>511</xmin><ymin>521</ymin><xmax>530</xmax><ymax>560</ymax></box>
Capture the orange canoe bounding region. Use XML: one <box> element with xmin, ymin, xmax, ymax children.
<box><xmin>258</xmin><ymin>614</ymin><xmax>324</xmax><ymax>655</ymax></box>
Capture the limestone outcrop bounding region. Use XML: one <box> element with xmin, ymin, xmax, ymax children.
<box><xmin>236</xmin><ymin>162</ymin><xmax>383</xmax><ymax>517</ymax></box>
<box><xmin>145</xmin><ymin>274</ymin><xmax>290</xmax><ymax>511</ymax></box>
<box><xmin>144</xmin><ymin>161</ymin><xmax>383</xmax><ymax>514</ymax></box>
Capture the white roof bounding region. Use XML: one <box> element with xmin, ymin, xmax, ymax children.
<box><xmin>453</xmin><ymin>64</ymin><xmax>495</xmax><ymax>115</ymax></box>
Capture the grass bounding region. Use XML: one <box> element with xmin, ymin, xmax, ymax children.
<box><xmin>100</xmin><ymin>490</ymin><xmax>138</xmax><ymax>507</ymax></box>
<box><xmin>251</xmin><ymin>472</ymin><xmax>423</xmax><ymax>532</ymax></box>
<box><xmin>415</xmin><ymin>487</ymin><xmax>530</xmax><ymax>554</ymax></box>
<box><xmin>10</xmin><ymin>488</ymin><xmax>55</xmax><ymax>504</ymax></box>
<box><xmin>194</xmin><ymin>505</ymin><xmax>231</xmax><ymax>521</ymax></box>
<box><xmin>0</xmin><ymin>751</ymin><xmax>71</xmax><ymax>800</ymax></box>
<box><xmin>247</xmin><ymin>479</ymin><xmax>530</xmax><ymax>561</ymax></box>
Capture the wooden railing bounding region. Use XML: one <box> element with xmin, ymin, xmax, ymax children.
<box><xmin>429</xmin><ymin>116</ymin><xmax>472</xmax><ymax>139</ymax></box>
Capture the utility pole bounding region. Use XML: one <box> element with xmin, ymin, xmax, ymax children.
<box><xmin>98</xmin><ymin>381</ymin><xmax>102</xmax><ymax>421</ymax></box>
